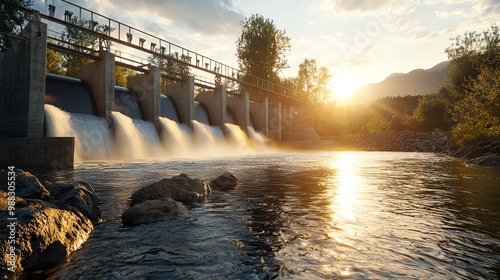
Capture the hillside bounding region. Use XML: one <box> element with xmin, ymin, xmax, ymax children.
<box><xmin>350</xmin><ymin>61</ymin><xmax>449</xmax><ymax>103</ymax></box>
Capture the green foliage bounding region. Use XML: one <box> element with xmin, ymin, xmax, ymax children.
<box><xmin>445</xmin><ymin>24</ymin><xmax>500</xmax><ymax>145</ymax></box>
<box><xmin>402</xmin><ymin>92</ymin><xmax>450</xmax><ymax>132</ymax></box>
<box><xmin>59</xmin><ymin>17</ymin><xmax>114</xmax><ymax>78</ymax></box>
<box><xmin>365</xmin><ymin>113</ymin><xmax>391</xmax><ymax>133</ymax></box>
<box><xmin>46</xmin><ymin>43</ymin><xmax>65</xmax><ymax>75</ymax></box>
<box><xmin>148</xmin><ymin>54</ymin><xmax>191</xmax><ymax>93</ymax></box>
<box><xmin>115</xmin><ymin>65</ymin><xmax>135</xmax><ymax>87</ymax></box>
<box><xmin>296</xmin><ymin>59</ymin><xmax>332</xmax><ymax>105</ymax></box>
<box><xmin>0</xmin><ymin>0</ymin><xmax>32</xmax><ymax>52</ymax></box>
<box><xmin>236</xmin><ymin>14</ymin><xmax>291</xmax><ymax>82</ymax></box>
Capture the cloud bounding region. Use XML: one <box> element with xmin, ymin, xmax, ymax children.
<box><xmin>312</xmin><ymin>0</ymin><xmax>393</xmax><ymax>14</ymax></box>
<box><xmin>103</xmin><ymin>0</ymin><xmax>245</xmax><ymax>37</ymax></box>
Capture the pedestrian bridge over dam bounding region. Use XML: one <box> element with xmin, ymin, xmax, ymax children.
<box><xmin>0</xmin><ymin>2</ymin><xmax>320</xmax><ymax>168</ymax></box>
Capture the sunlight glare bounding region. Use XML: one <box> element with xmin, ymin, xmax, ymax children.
<box><xmin>330</xmin><ymin>74</ymin><xmax>360</xmax><ymax>102</ymax></box>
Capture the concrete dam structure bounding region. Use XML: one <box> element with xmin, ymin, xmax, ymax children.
<box><xmin>0</xmin><ymin>6</ymin><xmax>320</xmax><ymax>168</ymax></box>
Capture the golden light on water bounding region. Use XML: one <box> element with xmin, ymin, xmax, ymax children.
<box><xmin>329</xmin><ymin>152</ymin><xmax>361</xmax><ymax>222</ymax></box>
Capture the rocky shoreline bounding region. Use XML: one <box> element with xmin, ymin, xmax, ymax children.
<box><xmin>333</xmin><ymin>131</ymin><xmax>500</xmax><ymax>166</ymax></box>
<box><xmin>0</xmin><ymin>170</ymin><xmax>238</xmax><ymax>277</ymax></box>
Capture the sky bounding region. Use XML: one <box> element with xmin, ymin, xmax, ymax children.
<box><xmin>35</xmin><ymin>0</ymin><xmax>499</xmax><ymax>101</ymax></box>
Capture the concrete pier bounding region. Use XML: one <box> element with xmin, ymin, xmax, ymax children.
<box><xmin>250</xmin><ymin>98</ymin><xmax>269</xmax><ymax>138</ymax></box>
<box><xmin>166</xmin><ymin>75</ymin><xmax>195</xmax><ymax>127</ymax></box>
<box><xmin>128</xmin><ymin>66</ymin><xmax>161</xmax><ymax>130</ymax></box>
<box><xmin>80</xmin><ymin>51</ymin><xmax>116</xmax><ymax>123</ymax></box>
<box><xmin>0</xmin><ymin>19</ymin><xmax>47</xmax><ymax>139</ymax></box>
<box><xmin>227</xmin><ymin>91</ymin><xmax>250</xmax><ymax>130</ymax></box>
<box><xmin>196</xmin><ymin>85</ymin><xmax>227</xmax><ymax>127</ymax></box>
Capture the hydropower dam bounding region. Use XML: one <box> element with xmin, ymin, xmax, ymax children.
<box><xmin>0</xmin><ymin>2</ymin><xmax>320</xmax><ymax>168</ymax></box>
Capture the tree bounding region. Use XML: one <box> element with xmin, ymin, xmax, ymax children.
<box><xmin>59</xmin><ymin>17</ymin><xmax>113</xmax><ymax>78</ymax></box>
<box><xmin>0</xmin><ymin>0</ymin><xmax>32</xmax><ymax>52</ymax></box>
<box><xmin>236</xmin><ymin>14</ymin><xmax>291</xmax><ymax>83</ymax></box>
<box><xmin>148</xmin><ymin>53</ymin><xmax>191</xmax><ymax>93</ymax></box>
<box><xmin>46</xmin><ymin>41</ymin><xmax>65</xmax><ymax>75</ymax></box>
<box><xmin>115</xmin><ymin>65</ymin><xmax>135</xmax><ymax>87</ymax></box>
<box><xmin>296</xmin><ymin>59</ymin><xmax>332</xmax><ymax>105</ymax></box>
<box><xmin>444</xmin><ymin>24</ymin><xmax>500</xmax><ymax>145</ymax></box>
<box><xmin>402</xmin><ymin>92</ymin><xmax>450</xmax><ymax>132</ymax></box>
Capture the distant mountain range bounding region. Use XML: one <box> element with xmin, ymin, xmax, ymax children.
<box><xmin>350</xmin><ymin>61</ymin><xmax>449</xmax><ymax>103</ymax></box>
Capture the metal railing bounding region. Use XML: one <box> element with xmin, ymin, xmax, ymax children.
<box><xmin>30</xmin><ymin>1</ymin><xmax>309</xmax><ymax>105</ymax></box>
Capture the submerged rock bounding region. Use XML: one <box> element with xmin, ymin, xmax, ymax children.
<box><xmin>209</xmin><ymin>172</ymin><xmax>239</xmax><ymax>191</ymax></box>
<box><xmin>124</xmin><ymin>173</ymin><xmax>239</xmax><ymax>226</ymax></box>
<box><xmin>122</xmin><ymin>198</ymin><xmax>189</xmax><ymax>226</ymax></box>
<box><xmin>131</xmin><ymin>173</ymin><xmax>211</xmax><ymax>206</ymax></box>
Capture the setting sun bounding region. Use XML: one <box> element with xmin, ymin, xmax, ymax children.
<box><xmin>330</xmin><ymin>74</ymin><xmax>361</xmax><ymax>102</ymax></box>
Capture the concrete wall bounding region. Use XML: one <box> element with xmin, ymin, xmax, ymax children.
<box><xmin>0</xmin><ymin>19</ymin><xmax>47</xmax><ymax>139</ymax></box>
<box><xmin>249</xmin><ymin>98</ymin><xmax>269</xmax><ymax>137</ymax></box>
<box><xmin>165</xmin><ymin>75</ymin><xmax>195</xmax><ymax>127</ymax></box>
<box><xmin>196</xmin><ymin>85</ymin><xmax>227</xmax><ymax>127</ymax></box>
<box><xmin>0</xmin><ymin>137</ymin><xmax>75</xmax><ymax>169</ymax></box>
<box><xmin>128</xmin><ymin>66</ymin><xmax>161</xmax><ymax>130</ymax></box>
<box><xmin>80</xmin><ymin>51</ymin><xmax>115</xmax><ymax>122</ymax></box>
<box><xmin>227</xmin><ymin>91</ymin><xmax>250</xmax><ymax>130</ymax></box>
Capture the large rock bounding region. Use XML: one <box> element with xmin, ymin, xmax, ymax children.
<box><xmin>466</xmin><ymin>154</ymin><xmax>500</xmax><ymax>166</ymax></box>
<box><xmin>209</xmin><ymin>172</ymin><xmax>239</xmax><ymax>191</ymax></box>
<box><xmin>0</xmin><ymin>169</ymin><xmax>50</xmax><ymax>200</ymax></box>
<box><xmin>0</xmin><ymin>191</ymin><xmax>93</xmax><ymax>275</ymax></box>
<box><xmin>46</xmin><ymin>182</ymin><xmax>102</xmax><ymax>224</ymax></box>
<box><xmin>131</xmin><ymin>173</ymin><xmax>211</xmax><ymax>206</ymax></box>
<box><xmin>122</xmin><ymin>198</ymin><xmax>189</xmax><ymax>226</ymax></box>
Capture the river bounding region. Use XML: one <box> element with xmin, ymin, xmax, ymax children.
<box><xmin>27</xmin><ymin>151</ymin><xmax>500</xmax><ymax>279</ymax></box>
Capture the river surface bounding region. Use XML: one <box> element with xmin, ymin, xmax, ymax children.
<box><xmin>26</xmin><ymin>151</ymin><xmax>500</xmax><ymax>279</ymax></box>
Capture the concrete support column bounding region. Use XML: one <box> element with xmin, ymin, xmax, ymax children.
<box><xmin>278</xmin><ymin>102</ymin><xmax>282</xmax><ymax>142</ymax></box>
<box><xmin>196</xmin><ymin>85</ymin><xmax>227</xmax><ymax>127</ymax></box>
<box><xmin>289</xmin><ymin>106</ymin><xmax>293</xmax><ymax>141</ymax></box>
<box><xmin>80</xmin><ymin>51</ymin><xmax>115</xmax><ymax>122</ymax></box>
<box><xmin>227</xmin><ymin>91</ymin><xmax>250</xmax><ymax>130</ymax></box>
<box><xmin>0</xmin><ymin>18</ymin><xmax>47</xmax><ymax>138</ymax></box>
<box><xmin>166</xmin><ymin>75</ymin><xmax>195</xmax><ymax>127</ymax></box>
<box><xmin>249</xmin><ymin>97</ymin><xmax>269</xmax><ymax>137</ymax></box>
<box><xmin>127</xmin><ymin>65</ymin><xmax>161</xmax><ymax>130</ymax></box>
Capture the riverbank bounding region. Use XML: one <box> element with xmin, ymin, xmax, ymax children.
<box><xmin>281</xmin><ymin>131</ymin><xmax>500</xmax><ymax>166</ymax></box>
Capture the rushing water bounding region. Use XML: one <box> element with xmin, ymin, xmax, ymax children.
<box><xmin>27</xmin><ymin>151</ymin><xmax>500</xmax><ymax>279</ymax></box>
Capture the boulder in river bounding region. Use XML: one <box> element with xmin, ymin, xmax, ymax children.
<box><xmin>122</xmin><ymin>198</ymin><xmax>189</xmax><ymax>226</ymax></box>
<box><xmin>131</xmin><ymin>173</ymin><xmax>211</xmax><ymax>206</ymax></box>
<box><xmin>0</xmin><ymin>169</ymin><xmax>50</xmax><ymax>200</ymax></box>
<box><xmin>46</xmin><ymin>181</ymin><xmax>102</xmax><ymax>225</ymax></box>
<box><xmin>209</xmin><ymin>172</ymin><xmax>239</xmax><ymax>191</ymax></box>
<box><xmin>0</xmin><ymin>192</ymin><xmax>94</xmax><ymax>274</ymax></box>
<box><xmin>0</xmin><ymin>169</ymin><xmax>101</xmax><ymax>276</ymax></box>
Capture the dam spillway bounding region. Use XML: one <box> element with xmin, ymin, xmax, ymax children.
<box><xmin>0</xmin><ymin>5</ymin><xmax>320</xmax><ymax>168</ymax></box>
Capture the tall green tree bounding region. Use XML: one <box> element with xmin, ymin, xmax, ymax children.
<box><xmin>296</xmin><ymin>59</ymin><xmax>332</xmax><ymax>105</ymax></box>
<box><xmin>444</xmin><ymin>24</ymin><xmax>500</xmax><ymax>145</ymax></box>
<box><xmin>236</xmin><ymin>14</ymin><xmax>291</xmax><ymax>83</ymax></box>
<box><xmin>0</xmin><ymin>0</ymin><xmax>32</xmax><ymax>52</ymax></box>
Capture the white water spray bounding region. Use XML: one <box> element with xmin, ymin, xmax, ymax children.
<box><xmin>44</xmin><ymin>104</ymin><xmax>115</xmax><ymax>161</ymax></box>
<box><xmin>111</xmin><ymin>111</ymin><xmax>163</xmax><ymax>159</ymax></box>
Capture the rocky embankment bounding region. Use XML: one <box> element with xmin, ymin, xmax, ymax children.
<box><xmin>122</xmin><ymin>172</ymin><xmax>238</xmax><ymax>226</ymax></box>
<box><xmin>335</xmin><ymin>131</ymin><xmax>456</xmax><ymax>153</ymax></box>
<box><xmin>452</xmin><ymin>140</ymin><xmax>500</xmax><ymax>166</ymax></box>
<box><xmin>334</xmin><ymin>131</ymin><xmax>500</xmax><ymax>166</ymax></box>
<box><xmin>0</xmin><ymin>169</ymin><xmax>102</xmax><ymax>276</ymax></box>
